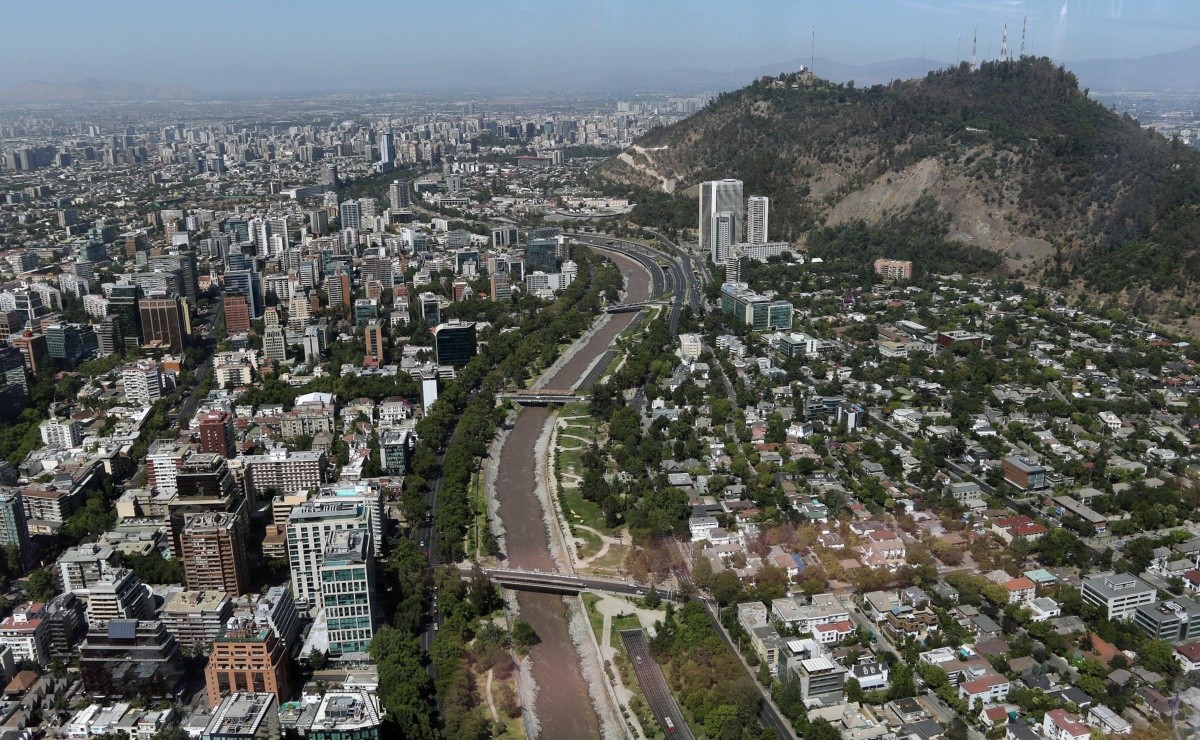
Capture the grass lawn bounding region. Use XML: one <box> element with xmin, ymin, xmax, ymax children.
<box><xmin>483</xmin><ymin>669</ymin><xmax>527</xmax><ymax>738</ymax></box>
<box><xmin>561</xmin><ymin>402</ymin><xmax>590</xmax><ymax>417</ymax></box>
<box><xmin>571</xmin><ymin>525</ymin><xmax>604</xmax><ymax>560</ymax></box>
<box><xmin>466</xmin><ymin>469</ymin><xmax>487</xmax><ymax>558</ymax></box>
<box><xmin>561</xmin><ymin>481</ymin><xmax>610</xmax><ymax>535</ymax></box>
<box><xmin>557</xmin><ymin>447</ymin><xmax>583</xmax><ymax>477</ymax></box>
<box><xmin>582</xmin><ymin>592</ymin><xmax>605</xmax><ymax>639</ymax></box>
<box><xmin>557</xmin><ymin>435</ymin><xmax>584</xmax><ymax>450</ymax></box>
<box><xmin>586</xmin><ymin>544</ymin><xmax>629</xmax><ymax>574</ymax></box>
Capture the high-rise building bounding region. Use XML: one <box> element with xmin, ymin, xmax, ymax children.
<box><xmin>86</xmin><ymin>567</ymin><xmax>154</xmax><ymax>624</ymax></box>
<box><xmin>319</xmin><ymin>530</ymin><xmax>376</xmax><ymax>656</ymax></box>
<box><xmin>107</xmin><ymin>283</ymin><xmax>142</xmax><ymax>351</ymax></box>
<box><xmin>712</xmin><ymin>212</ymin><xmax>736</xmax><ymax>264</ymax></box>
<box><xmin>873</xmin><ymin>259</ymin><xmax>913</xmax><ymax>281</ymax></box>
<box><xmin>57</xmin><ymin>543</ymin><xmax>117</xmax><ymax>593</ymax></box>
<box><xmin>491</xmin><ymin>225</ymin><xmax>518</xmax><ymax>249</ymax></box>
<box><xmin>10</xmin><ymin>330</ymin><xmax>48</xmax><ymax>377</ymax></box>
<box><xmin>747</xmin><ymin>195</ymin><xmax>769</xmax><ymax>245</ymax></box>
<box><xmin>327</xmin><ymin>269</ymin><xmax>351</xmax><ymax>309</ymax></box>
<box><xmin>380</xmin><ymin>429</ymin><xmax>410</xmax><ymax>475</ymax></box>
<box><xmin>139</xmin><ymin>296</ymin><xmax>189</xmax><ymax>353</ymax></box>
<box><xmin>490</xmin><ymin>275</ymin><xmax>512</xmax><ymax>302</ymax></box>
<box><xmin>724</xmin><ymin>254</ymin><xmax>751</xmax><ymax>284</ymax></box>
<box><xmin>161</xmin><ymin>590</ymin><xmax>233</xmax><ymax>651</ymax></box>
<box><xmin>363</xmin><ymin>320</ymin><xmax>385</xmax><ymax>367</ymax></box>
<box><xmin>150</xmin><ymin>251</ymin><xmax>199</xmax><ymax>306</ymax></box>
<box><xmin>181</xmin><ymin>509</ymin><xmax>251</xmax><ymax>596</ymax></box>
<box><xmin>362</xmin><ymin>254</ymin><xmax>394</xmax><ymax>289</ymax></box>
<box><xmin>302</xmin><ymin>325</ymin><xmax>325</xmax><ymax>365</ymax></box>
<box><xmin>388</xmin><ymin>180</ymin><xmax>410</xmax><ymax>210</ymax></box>
<box><xmin>79</xmin><ymin>620</ymin><xmax>185</xmax><ymax>700</ymax></box>
<box><xmin>122</xmin><ymin>360</ymin><xmax>163</xmax><ymax>405</ymax></box>
<box><xmin>146</xmin><ymin>440</ymin><xmax>188</xmax><ymax>496</ymax></box>
<box><xmin>45</xmin><ymin>323</ymin><xmax>95</xmax><ymax>367</ymax></box>
<box><xmin>223</xmin><ymin>269</ymin><xmax>261</xmax><ymax>319</ymax></box>
<box><xmin>0</xmin><ymin>347</ymin><xmax>27</xmax><ymax>395</ymax></box>
<box><xmin>286</xmin><ymin>501</ymin><xmax>369</xmax><ymax>612</ymax></box>
<box><xmin>338</xmin><ymin>201</ymin><xmax>361</xmax><ymax>231</ymax></box>
<box><xmin>0</xmin><ymin>312</ymin><xmax>23</xmax><ymax>344</ymax></box>
<box><xmin>205</xmin><ymin>622</ymin><xmax>291</xmax><ymax>708</ymax></box>
<box><xmin>198</xmin><ymin>410</ymin><xmax>237</xmax><ymax>458</ymax></box>
<box><xmin>418</xmin><ymin>293</ymin><xmax>440</xmax><ymax>325</ymax></box>
<box><xmin>699</xmin><ymin>179</ymin><xmax>744</xmax><ymax>264</ymax></box>
<box><xmin>431</xmin><ymin>320</ymin><xmax>477</xmax><ymax>368</ymax></box>
<box><xmin>224</xmin><ymin>294</ymin><xmax>251</xmax><ymax>334</ymax></box>
<box><xmin>0</xmin><ymin>602</ymin><xmax>52</xmax><ymax>666</ymax></box>
<box><xmin>526</xmin><ymin>238</ymin><xmax>558</xmax><ymax>274</ymax></box>
<box><xmin>243</xmin><ymin>448</ymin><xmax>326</xmax><ymax>501</ymax></box>
<box><xmin>0</xmin><ymin>493</ymin><xmax>30</xmax><ymax>572</ymax></box>
<box><xmin>40</xmin><ymin>415</ymin><xmax>82</xmax><ymax>448</ymax></box>
<box><xmin>95</xmin><ymin>316</ymin><xmax>123</xmax><ymax>357</ymax></box>
<box><xmin>171</xmin><ymin>454</ymin><xmax>242</xmax><ymax>557</ymax></box>
<box><xmin>263</xmin><ymin>325</ymin><xmax>287</xmax><ymax>363</ymax></box>
<box><xmin>204</xmin><ymin>692</ymin><xmax>280</xmax><ymax>739</ymax></box>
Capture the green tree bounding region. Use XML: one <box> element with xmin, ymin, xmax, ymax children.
<box><xmin>512</xmin><ymin>620</ymin><xmax>540</xmax><ymax>653</ymax></box>
<box><xmin>1141</xmin><ymin>640</ymin><xmax>1179</xmax><ymax>677</ymax></box>
<box><xmin>643</xmin><ymin>584</ymin><xmax>662</xmax><ymax>609</ymax></box>
<box><xmin>704</xmin><ymin>704</ymin><xmax>741</xmax><ymax>739</ymax></box>
<box><xmin>711</xmin><ymin>570</ymin><xmax>743</xmax><ymax>607</ymax></box>
<box><xmin>24</xmin><ymin>569</ymin><xmax>58</xmax><ymax>601</ymax></box>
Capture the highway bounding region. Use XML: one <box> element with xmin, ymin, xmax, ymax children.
<box><xmin>621</xmin><ymin>629</ymin><xmax>695</xmax><ymax>740</ymax></box>
<box><xmin>572</xmin><ymin>233</ymin><xmax>705</xmax><ymax>337</ymax></box>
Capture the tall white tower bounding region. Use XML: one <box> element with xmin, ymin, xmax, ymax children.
<box><xmin>699</xmin><ymin>179</ymin><xmax>744</xmax><ymax>264</ymax></box>
<box><xmin>747</xmin><ymin>195</ymin><xmax>769</xmax><ymax>245</ymax></box>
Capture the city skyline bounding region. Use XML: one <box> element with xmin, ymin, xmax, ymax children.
<box><xmin>4</xmin><ymin>1</ymin><xmax>1200</xmax><ymax>94</ymax></box>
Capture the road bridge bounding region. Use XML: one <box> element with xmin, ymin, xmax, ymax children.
<box><xmin>601</xmin><ymin>299</ymin><xmax>665</xmax><ymax>313</ymax></box>
<box><xmin>458</xmin><ymin>564</ymin><xmax>656</xmax><ymax>598</ymax></box>
<box><xmin>496</xmin><ymin>390</ymin><xmax>589</xmax><ymax>406</ymax></box>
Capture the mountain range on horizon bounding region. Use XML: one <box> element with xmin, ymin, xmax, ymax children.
<box><xmin>6</xmin><ymin>43</ymin><xmax>1200</xmax><ymax>102</ymax></box>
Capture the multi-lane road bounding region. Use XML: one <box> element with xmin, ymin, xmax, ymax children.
<box><xmin>572</xmin><ymin>233</ymin><xmax>706</xmax><ymax>337</ymax></box>
<box><xmin>621</xmin><ymin>629</ymin><xmax>695</xmax><ymax>740</ymax></box>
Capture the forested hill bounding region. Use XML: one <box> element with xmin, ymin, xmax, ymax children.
<box><xmin>598</xmin><ymin>58</ymin><xmax>1200</xmax><ymax>328</ymax></box>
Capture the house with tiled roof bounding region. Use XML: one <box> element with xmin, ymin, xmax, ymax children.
<box><xmin>1004</xmin><ymin>577</ymin><xmax>1036</xmax><ymax>604</ymax></box>
<box><xmin>959</xmin><ymin>672</ymin><xmax>1010</xmax><ymax>710</ymax></box>
<box><xmin>1042</xmin><ymin>708</ymin><xmax>1090</xmax><ymax>740</ymax></box>
<box><xmin>812</xmin><ymin>619</ymin><xmax>854</xmax><ymax>645</ymax></box>
<box><xmin>1176</xmin><ymin>642</ymin><xmax>1200</xmax><ymax>673</ymax></box>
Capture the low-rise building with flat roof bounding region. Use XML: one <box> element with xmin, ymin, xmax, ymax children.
<box><xmin>1081</xmin><ymin>572</ymin><xmax>1157</xmax><ymax>621</ymax></box>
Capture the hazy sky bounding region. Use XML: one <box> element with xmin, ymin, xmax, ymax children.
<box><xmin>4</xmin><ymin>0</ymin><xmax>1200</xmax><ymax>92</ymax></box>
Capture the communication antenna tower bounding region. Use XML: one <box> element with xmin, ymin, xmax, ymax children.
<box><xmin>1020</xmin><ymin>16</ymin><xmax>1027</xmax><ymax>57</ymax></box>
<box><xmin>811</xmin><ymin>27</ymin><xmax>815</xmax><ymax>71</ymax></box>
<box><xmin>1000</xmin><ymin>21</ymin><xmax>1009</xmax><ymax>61</ymax></box>
<box><xmin>970</xmin><ymin>26</ymin><xmax>978</xmax><ymax>70</ymax></box>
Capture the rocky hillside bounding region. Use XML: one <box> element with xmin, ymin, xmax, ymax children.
<box><xmin>598</xmin><ymin>58</ymin><xmax>1200</xmax><ymax>328</ymax></box>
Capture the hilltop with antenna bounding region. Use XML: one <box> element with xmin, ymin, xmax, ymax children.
<box><xmin>598</xmin><ymin>56</ymin><xmax>1200</xmax><ymax>329</ymax></box>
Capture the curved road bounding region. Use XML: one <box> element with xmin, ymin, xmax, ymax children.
<box><xmin>493</xmin><ymin>250</ymin><xmax>652</xmax><ymax>739</ymax></box>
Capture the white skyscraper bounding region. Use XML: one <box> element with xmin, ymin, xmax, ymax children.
<box><xmin>747</xmin><ymin>195</ymin><xmax>769</xmax><ymax>245</ymax></box>
<box><xmin>713</xmin><ymin>212</ymin><xmax>736</xmax><ymax>264</ymax></box>
<box><xmin>699</xmin><ymin>179</ymin><xmax>744</xmax><ymax>265</ymax></box>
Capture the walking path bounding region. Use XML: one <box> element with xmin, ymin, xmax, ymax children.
<box><xmin>485</xmin><ymin>669</ymin><xmax>499</xmax><ymax>723</ymax></box>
